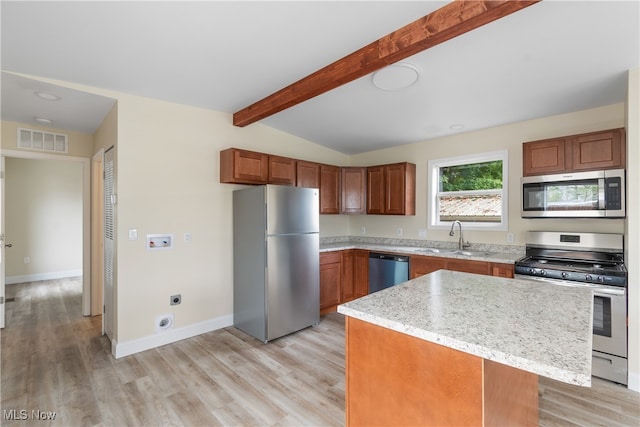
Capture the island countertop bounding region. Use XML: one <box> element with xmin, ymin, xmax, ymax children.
<box><xmin>337</xmin><ymin>269</ymin><xmax>594</xmax><ymax>386</ymax></box>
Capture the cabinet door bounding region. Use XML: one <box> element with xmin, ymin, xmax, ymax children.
<box><xmin>341</xmin><ymin>250</ymin><xmax>355</xmax><ymax>302</ymax></box>
<box><xmin>385</xmin><ymin>163</ymin><xmax>416</xmax><ymax>215</ymax></box>
<box><xmin>353</xmin><ymin>250</ymin><xmax>369</xmax><ymax>298</ymax></box>
<box><xmin>571</xmin><ymin>128</ymin><xmax>625</xmax><ymax>171</ymax></box>
<box><xmin>268</xmin><ymin>155</ymin><xmax>296</xmax><ymax>185</ymax></box>
<box><xmin>522</xmin><ymin>138</ymin><xmax>570</xmax><ymax>176</ymax></box>
<box><xmin>320</xmin><ymin>252</ymin><xmax>341</xmax><ymax>313</ymax></box>
<box><xmin>296</xmin><ymin>160</ymin><xmax>320</xmax><ymax>188</ymax></box>
<box><xmin>410</xmin><ymin>255</ymin><xmax>447</xmax><ymax>279</ymax></box>
<box><xmin>366</xmin><ymin>166</ymin><xmax>385</xmax><ymax>214</ymax></box>
<box><xmin>491</xmin><ymin>263</ymin><xmax>514</xmax><ymax>278</ymax></box>
<box><xmin>320</xmin><ymin>165</ymin><xmax>340</xmax><ymax>214</ymax></box>
<box><xmin>341</xmin><ymin>167</ymin><xmax>367</xmax><ymax>214</ymax></box>
<box><xmin>220</xmin><ymin>148</ymin><xmax>268</xmax><ymax>184</ymax></box>
<box><xmin>446</xmin><ymin>259</ymin><xmax>491</xmax><ymax>275</ymax></box>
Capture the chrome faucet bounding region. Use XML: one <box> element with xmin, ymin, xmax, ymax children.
<box><xmin>449</xmin><ymin>220</ymin><xmax>471</xmax><ymax>250</ymax></box>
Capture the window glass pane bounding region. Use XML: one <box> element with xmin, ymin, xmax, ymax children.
<box><xmin>439</xmin><ymin>160</ymin><xmax>503</xmax><ymax>192</ymax></box>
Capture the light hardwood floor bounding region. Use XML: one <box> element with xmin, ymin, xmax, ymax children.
<box><xmin>1</xmin><ymin>278</ymin><xmax>639</xmax><ymax>426</ymax></box>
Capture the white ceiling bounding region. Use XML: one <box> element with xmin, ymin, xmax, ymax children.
<box><xmin>1</xmin><ymin>1</ymin><xmax>638</xmax><ymax>155</ymax></box>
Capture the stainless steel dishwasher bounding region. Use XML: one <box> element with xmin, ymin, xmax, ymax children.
<box><xmin>368</xmin><ymin>252</ymin><xmax>410</xmax><ymax>293</ymax></box>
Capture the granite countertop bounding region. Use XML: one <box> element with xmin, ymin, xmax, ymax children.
<box><xmin>320</xmin><ymin>241</ymin><xmax>523</xmax><ymax>264</ymax></box>
<box><xmin>338</xmin><ymin>270</ymin><xmax>594</xmax><ymax>386</ymax></box>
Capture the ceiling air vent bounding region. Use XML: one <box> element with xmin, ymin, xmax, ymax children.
<box><xmin>17</xmin><ymin>128</ymin><xmax>68</xmax><ymax>153</ymax></box>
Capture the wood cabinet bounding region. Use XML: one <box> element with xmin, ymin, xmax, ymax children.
<box><xmin>341</xmin><ymin>167</ymin><xmax>367</xmax><ymax>214</ymax></box>
<box><xmin>321</xmin><ymin>249</ymin><xmax>370</xmax><ymax>314</ymax></box>
<box><xmin>367</xmin><ymin>162</ymin><xmax>416</xmax><ymax>215</ymax></box>
<box><xmin>221</xmin><ymin>148</ymin><xmax>417</xmax><ymax>216</ymax></box>
<box><xmin>320</xmin><ymin>164</ymin><xmax>340</xmax><ymax>214</ymax></box>
<box><xmin>410</xmin><ymin>255</ymin><xmax>447</xmax><ymax>279</ymax></box>
<box><xmin>571</xmin><ymin>128</ymin><xmax>625</xmax><ymax>171</ymax></box>
<box><xmin>341</xmin><ymin>250</ymin><xmax>355</xmax><ymax>302</ymax></box>
<box><xmin>491</xmin><ymin>263</ymin><xmax>515</xmax><ymax>278</ymax></box>
<box><xmin>320</xmin><ymin>252</ymin><xmax>342</xmax><ymax>313</ymax></box>
<box><xmin>522</xmin><ymin>128</ymin><xmax>625</xmax><ymax>176</ymax></box>
<box><xmin>296</xmin><ymin>160</ymin><xmax>320</xmax><ymax>188</ymax></box>
<box><xmin>220</xmin><ymin>148</ymin><xmax>268</xmax><ymax>184</ymax></box>
<box><xmin>447</xmin><ymin>258</ymin><xmax>491</xmax><ymax>275</ymax></box>
<box><xmin>220</xmin><ymin>148</ymin><xmax>296</xmax><ymax>185</ymax></box>
<box><xmin>353</xmin><ymin>250</ymin><xmax>369</xmax><ymax>298</ymax></box>
<box><xmin>411</xmin><ymin>255</ymin><xmax>513</xmax><ymax>279</ymax></box>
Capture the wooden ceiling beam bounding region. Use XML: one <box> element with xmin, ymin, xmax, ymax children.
<box><xmin>233</xmin><ymin>0</ymin><xmax>540</xmax><ymax>127</ymax></box>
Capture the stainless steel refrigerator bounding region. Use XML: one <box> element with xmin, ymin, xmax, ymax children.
<box><xmin>233</xmin><ymin>185</ymin><xmax>320</xmax><ymax>342</ymax></box>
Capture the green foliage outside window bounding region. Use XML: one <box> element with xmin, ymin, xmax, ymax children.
<box><xmin>439</xmin><ymin>160</ymin><xmax>503</xmax><ymax>192</ymax></box>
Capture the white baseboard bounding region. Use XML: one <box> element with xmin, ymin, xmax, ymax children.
<box><xmin>628</xmin><ymin>371</ymin><xmax>640</xmax><ymax>392</ymax></box>
<box><xmin>112</xmin><ymin>313</ymin><xmax>234</xmax><ymax>359</ymax></box>
<box><xmin>6</xmin><ymin>270</ymin><xmax>83</xmax><ymax>285</ymax></box>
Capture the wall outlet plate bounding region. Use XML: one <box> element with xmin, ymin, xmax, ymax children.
<box><xmin>155</xmin><ymin>313</ymin><xmax>174</xmax><ymax>333</ymax></box>
<box><xmin>170</xmin><ymin>294</ymin><xmax>181</xmax><ymax>305</ymax></box>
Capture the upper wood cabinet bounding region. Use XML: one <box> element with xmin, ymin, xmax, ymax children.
<box><xmin>522</xmin><ymin>128</ymin><xmax>626</xmax><ymax>176</ymax></box>
<box><xmin>295</xmin><ymin>160</ymin><xmax>320</xmax><ymax>188</ymax></box>
<box><xmin>367</xmin><ymin>162</ymin><xmax>416</xmax><ymax>215</ymax></box>
<box><xmin>220</xmin><ymin>148</ymin><xmax>296</xmax><ymax>185</ymax></box>
<box><xmin>220</xmin><ymin>148</ymin><xmax>268</xmax><ymax>184</ymax></box>
<box><xmin>268</xmin><ymin>155</ymin><xmax>296</xmax><ymax>185</ymax></box>
<box><xmin>320</xmin><ymin>164</ymin><xmax>340</xmax><ymax>215</ymax></box>
<box><xmin>341</xmin><ymin>167</ymin><xmax>367</xmax><ymax>215</ymax></box>
<box><xmin>570</xmin><ymin>128</ymin><xmax>625</xmax><ymax>171</ymax></box>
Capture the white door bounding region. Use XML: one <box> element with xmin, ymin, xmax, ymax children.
<box><xmin>103</xmin><ymin>147</ymin><xmax>115</xmax><ymax>339</ymax></box>
<box><xmin>0</xmin><ymin>156</ymin><xmax>5</xmax><ymax>328</ymax></box>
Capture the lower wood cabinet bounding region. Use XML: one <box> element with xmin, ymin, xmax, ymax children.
<box><xmin>491</xmin><ymin>263</ymin><xmax>515</xmax><ymax>278</ymax></box>
<box><xmin>410</xmin><ymin>255</ymin><xmax>514</xmax><ymax>279</ymax></box>
<box><xmin>323</xmin><ymin>250</ymin><xmax>515</xmax><ymax>313</ymax></box>
<box><xmin>320</xmin><ymin>249</ymin><xmax>370</xmax><ymax>314</ymax></box>
<box><xmin>320</xmin><ymin>252</ymin><xmax>341</xmax><ymax>313</ymax></box>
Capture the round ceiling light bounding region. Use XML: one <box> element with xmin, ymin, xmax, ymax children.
<box><xmin>372</xmin><ymin>63</ymin><xmax>420</xmax><ymax>91</ymax></box>
<box><xmin>34</xmin><ymin>117</ymin><xmax>53</xmax><ymax>125</ymax></box>
<box><xmin>449</xmin><ymin>124</ymin><xmax>465</xmax><ymax>131</ymax></box>
<box><xmin>34</xmin><ymin>91</ymin><xmax>61</xmax><ymax>101</ymax></box>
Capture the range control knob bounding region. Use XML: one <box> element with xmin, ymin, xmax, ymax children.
<box><xmin>597</xmin><ymin>276</ymin><xmax>604</xmax><ymax>282</ymax></box>
<box><xmin>539</xmin><ymin>269</ymin><xmax>546</xmax><ymax>276</ymax></box>
<box><xmin>585</xmin><ymin>274</ymin><xmax>592</xmax><ymax>281</ymax></box>
<box><xmin>561</xmin><ymin>272</ymin><xmax>568</xmax><ymax>279</ymax></box>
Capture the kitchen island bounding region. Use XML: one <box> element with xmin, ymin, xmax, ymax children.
<box><xmin>337</xmin><ymin>269</ymin><xmax>593</xmax><ymax>427</ymax></box>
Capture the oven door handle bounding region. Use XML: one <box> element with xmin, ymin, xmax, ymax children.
<box><xmin>515</xmin><ymin>275</ymin><xmax>626</xmax><ymax>296</ymax></box>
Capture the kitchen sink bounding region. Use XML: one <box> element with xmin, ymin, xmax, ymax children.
<box><xmin>448</xmin><ymin>250</ymin><xmax>490</xmax><ymax>257</ymax></box>
<box><xmin>413</xmin><ymin>248</ymin><xmax>441</xmax><ymax>254</ymax></box>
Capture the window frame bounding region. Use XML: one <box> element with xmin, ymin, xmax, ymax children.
<box><xmin>428</xmin><ymin>150</ymin><xmax>509</xmax><ymax>231</ymax></box>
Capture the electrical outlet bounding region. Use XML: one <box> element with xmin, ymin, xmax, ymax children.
<box><xmin>24</xmin><ymin>256</ymin><xmax>30</xmax><ymax>264</ymax></box>
<box><xmin>170</xmin><ymin>294</ymin><xmax>181</xmax><ymax>305</ymax></box>
<box><xmin>418</xmin><ymin>229</ymin><xmax>427</xmax><ymax>238</ymax></box>
<box><xmin>184</xmin><ymin>232</ymin><xmax>192</xmax><ymax>243</ymax></box>
<box><xmin>507</xmin><ymin>233</ymin><xmax>514</xmax><ymax>243</ymax></box>
<box><xmin>396</xmin><ymin>227</ymin><xmax>403</xmax><ymax>237</ymax></box>
<box><xmin>155</xmin><ymin>313</ymin><xmax>174</xmax><ymax>333</ymax></box>
<box><xmin>360</xmin><ymin>226</ymin><xmax>366</xmax><ymax>235</ymax></box>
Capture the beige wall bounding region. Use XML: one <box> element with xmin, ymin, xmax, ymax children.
<box><xmin>349</xmin><ymin>103</ymin><xmax>626</xmax><ymax>246</ymax></box>
<box><xmin>4</xmin><ymin>157</ymin><xmax>83</xmax><ymax>281</ymax></box>
<box><xmin>0</xmin><ymin>120</ymin><xmax>94</xmax><ymax>158</ymax></box>
<box><xmin>625</xmin><ymin>68</ymin><xmax>639</xmax><ymax>391</ymax></box>
<box><xmin>113</xmin><ymin>93</ymin><xmax>350</xmax><ymax>342</ymax></box>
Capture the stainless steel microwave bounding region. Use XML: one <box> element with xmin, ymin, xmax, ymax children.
<box><xmin>521</xmin><ymin>169</ymin><xmax>625</xmax><ymax>218</ymax></box>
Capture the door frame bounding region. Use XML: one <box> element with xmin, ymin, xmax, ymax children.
<box><xmin>0</xmin><ymin>149</ymin><xmax>91</xmax><ymax>316</ymax></box>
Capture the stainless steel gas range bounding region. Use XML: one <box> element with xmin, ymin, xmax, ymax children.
<box><xmin>515</xmin><ymin>231</ymin><xmax>628</xmax><ymax>385</ymax></box>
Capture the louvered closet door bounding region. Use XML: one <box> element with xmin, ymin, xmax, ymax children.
<box><xmin>103</xmin><ymin>146</ymin><xmax>115</xmax><ymax>340</ymax></box>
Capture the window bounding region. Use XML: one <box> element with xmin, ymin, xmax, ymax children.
<box><xmin>428</xmin><ymin>151</ymin><xmax>508</xmax><ymax>230</ymax></box>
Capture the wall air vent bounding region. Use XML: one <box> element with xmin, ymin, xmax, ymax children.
<box><xmin>17</xmin><ymin>128</ymin><xmax>68</xmax><ymax>153</ymax></box>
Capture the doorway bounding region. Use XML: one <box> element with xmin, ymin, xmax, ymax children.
<box><xmin>0</xmin><ymin>149</ymin><xmax>91</xmax><ymax>328</ymax></box>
